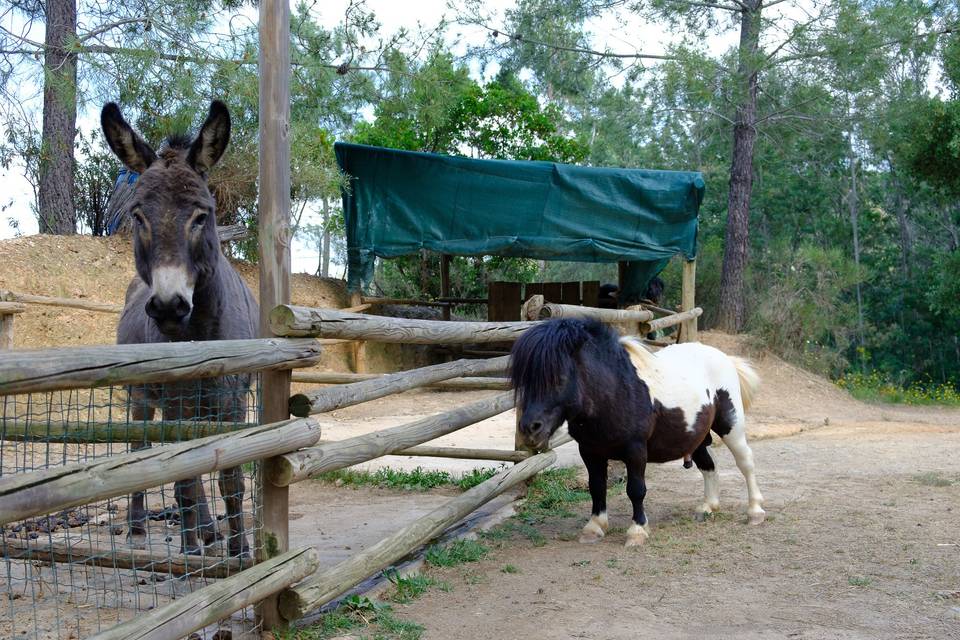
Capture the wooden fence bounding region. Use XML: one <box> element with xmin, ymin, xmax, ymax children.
<box><xmin>0</xmin><ymin>295</ymin><xmax>698</xmax><ymax>638</ymax></box>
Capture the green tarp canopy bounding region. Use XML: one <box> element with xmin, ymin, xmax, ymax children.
<box><xmin>335</xmin><ymin>142</ymin><xmax>704</xmax><ymax>303</ymax></box>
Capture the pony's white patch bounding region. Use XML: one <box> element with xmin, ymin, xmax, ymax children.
<box><xmin>624</xmin><ymin>522</ymin><xmax>650</xmax><ymax>547</ymax></box>
<box><xmin>579</xmin><ymin>512</ymin><xmax>608</xmax><ymax>544</ymax></box>
<box><xmin>151</xmin><ymin>265</ymin><xmax>195</xmax><ymax>306</ymax></box>
<box><xmin>697</xmin><ymin>469</ymin><xmax>721</xmax><ymax>515</ymax></box>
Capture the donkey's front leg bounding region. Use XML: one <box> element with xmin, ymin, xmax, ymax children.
<box><xmin>127</xmin><ymin>401</ymin><xmax>154</xmax><ymax>542</ymax></box>
<box><xmin>218</xmin><ymin>465</ymin><xmax>249</xmax><ymax>558</ymax></box>
<box><xmin>623</xmin><ymin>448</ymin><xmax>650</xmax><ymax>548</ymax></box>
<box><xmin>578</xmin><ymin>447</ymin><xmax>609</xmax><ymax>544</ymax></box>
<box><xmin>174</xmin><ymin>477</ymin><xmax>204</xmax><ymax>555</ymax></box>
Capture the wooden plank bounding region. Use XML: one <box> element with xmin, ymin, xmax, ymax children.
<box><xmin>290</xmin><ymin>371</ymin><xmax>511</xmax><ymax>391</ymax></box>
<box><xmin>8</xmin><ymin>292</ymin><xmax>121</xmax><ymax>313</ymax></box>
<box><xmin>270</xmin><ymin>392</ymin><xmax>514</xmax><ymax>487</ymax></box>
<box><xmin>257</xmin><ymin>0</ymin><xmax>293</xmax><ymax>626</ymax></box>
<box><xmin>581</xmin><ymin>281</ymin><xmax>600</xmax><ymax>308</ymax></box>
<box><xmin>487</xmin><ymin>281</ymin><xmax>522</xmax><ymax>322</ymax></box>
<box><xmin>277</xmin><ymin>450</ymin><xmax>556</xmax><ymax>621</ymax></box>
<box><xmin>2</xmin><ymin>539</ymin><xmax>248</xmax><ymax>578</ymax></box>
<box><xmin>289</xmin><ymin>355</ymin><xmax>509</xmax><ymax>417</ymax></box>
<box><xmin>0</xmin><ymin>338</ymin><xmax>322</xmax><ymax>395</ymax></box>
<box><xmin>270</xmin><ymin>305</ymin><xmax>539</xmax><ymax>344</ymax></box>
<box><xmin>0</xmin><ymin>419</ymin><xmax>258</xmax><ymax>443</ymax></box>
<box><xmin>681</xmin><ymin>259</ymin><xmax>698</xmax><ymax>342</ymax></box>
<box><xmin>542</xmin><ymin>282</ymin><xmax>562</xmax><ymax>304</ymax></box>
<box><xmin>560</xmin><ymin>281</ymin><xmax>581</xmax><ymax>306</ymax></box>
<box><xmin>646</xmin><ymin>307</ymin><xmax>703</xmax><ymax>332</ymax></box>
<box><xmin>524</xmin><ymin>282</ymin><xmax>543</xmax><ymax>299</ymax></box>
<box><xmin>0</xmin><ymin>418</ymin><xmax>321</xmax><ymax>527</ymax></box>
<box><xmin>216</xmin><ymin>223</ymin><xmax>251</xmax><ymax>243</ymax></box>
<box><xmin>89</xmin><ymin>547</ymin><xmax>319</xmax><ymax>640</ymax></box>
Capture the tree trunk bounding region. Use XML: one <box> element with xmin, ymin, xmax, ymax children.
<box><xmin>848</xmin><ymin>150</ymin><xmax>865</xmax><ymax>350</ymax></box>
<box><xmin>38</xmin><ymin>0</ymin><xmax>77</xmax><ymax>235</ymax></box>
<box><xmin>321</xmin><ymin>197</ymin><xmax>331</xmax><ymax>278</ymax></box>
<box><xmin>717</xmin><ymin>2</ymin><xmax>761</xmax><ymax>332</ymax></box>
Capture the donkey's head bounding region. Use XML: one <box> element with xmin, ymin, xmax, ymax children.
<box><xmin>101</xmin><ymin>101</ymin><xmax>230</xmax><ymax>333</ymax></box>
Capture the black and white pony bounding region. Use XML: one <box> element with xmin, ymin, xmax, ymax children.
<box><xmin>511</xmin><ymin>319</ymin><xmax>764</xmax><ymax>547</ymax></box>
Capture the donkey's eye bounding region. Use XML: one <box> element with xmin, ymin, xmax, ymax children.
<box><xmin>131</xmin><ymin>209</ymin><xmax>145</xmax><ymax>226</ymax></box>
<box><xmin>192</xmin><ymin>212</ymin><xmax>208</xmax><ymax>229</ymax></box>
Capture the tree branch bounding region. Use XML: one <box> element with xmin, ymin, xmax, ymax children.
<box><xmin>771</xmin><ymin>23</ymin><xmax>958</xmax><ymax>66</ymax></box>
<box><xmin>481</xmin><ymin>24</ymin><xmax>680</xmax><ymax>62</ymax></box>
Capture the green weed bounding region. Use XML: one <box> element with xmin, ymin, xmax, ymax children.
<box><xmin>848</xmin><ymin>575</ymin><xmax>873</xmax><ymax>587</ymax></box>
<box><xmin>385</xmin><ymin>571</ymin><xmax>447</xmax><ymax>603</ymax></box>
<box><xmin>837</xmin><ymin>372</ymin><xmax>960</xmax><ymax>406</ymax></box>
<box><xmin>912</xmin><ymin>472</ymin><xmax>955</xmax><ymax>487</ymax></box>
<box><xmin>313</xmin><ymin>466</ymin><xmax>501</xmax><ymax>492</ymax></box>
<box><xmin>425</xmin><ymin>539</ymin><xmax>489</xmax><ymax>567</ymax></box>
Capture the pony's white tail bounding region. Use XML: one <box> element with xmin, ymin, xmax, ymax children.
<box><xmin>730</xmin><ymin>356</ymin><xmax>760</xmax><ymax>411</ymax></box>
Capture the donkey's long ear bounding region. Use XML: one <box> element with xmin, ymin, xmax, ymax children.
<box><xmin>187</xmin><ymin>101</ymin><xmax>231</xmax><ymax>175</ymax></box>
<box><xmin>100</xmin><ymin>103</ymin><xmax>157</xmax><ymax>173</ymax></box>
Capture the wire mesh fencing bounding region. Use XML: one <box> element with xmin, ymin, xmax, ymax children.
<box><xmin>1</xmin><ymin>376</ymin><xmax>263</xmax><ymax>639</ymax></box>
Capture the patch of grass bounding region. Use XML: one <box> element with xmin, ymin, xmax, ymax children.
<box><xmin>455</xmin><ymin>467</ymin><xmax>499</xmax><ymax>490</ymax></box>
<box><xmin>281</xmin><ymin>595</ymin><xmax>422</xmax><ymax>640</ymax></box>
<box><xmin>516</xmin><ymin>468</ymin><xmax>590</xmax><ymax>523</ymax></box>
<box><xmin>425</xmin><ymin>539</ymin><xmax>489</xmax><ymax>567</ymax></box>
<box><xmin>385</xmin><ymin>571</ymin><xmax>447</xmax><ymax>604</ymax></box>
<box><xmin>501</xmin><ymin>564</ymin><xmax>520</xmax><ymax>574</ymax></box>
<box><xmin>313</xmin><ymin>466</ymin><xmax>502</xmax><ymax>492</ymax></box>
<box><xmin>912</xmin><ymin>472</ymin><xmax>955</xmax><ymax>487</ymax></box>
<box><xmin>837</xmin><ymin>372</ymin><xmax>960</xmax><ymax>406</ymax></box>
<box><xmin>848</xmin><ymin>575</ymin><xmax>873</xmax><ymax>587</ymax></box>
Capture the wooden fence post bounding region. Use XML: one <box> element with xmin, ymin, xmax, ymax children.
<box><xmin>0</xmin><ymin>295</ymin><xmax>26</xmax><ymax>350</ymax></box>
<box><xmin>681</xmin><ymin>258</ymin><xmax>698</xmax><ymax>343</ymax></box>
<box><xmin>257</xmin><ymin>0</ymin><xmax>292</xmax><ymax>628</ymax></box>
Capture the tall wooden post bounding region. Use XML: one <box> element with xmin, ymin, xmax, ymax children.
<box><xmin>440</xmin><ymin>254</ymin><xmax>452</xmax><ymax>321</ymax></box>
<box><xmin>256</xmin><ymin>0</ymin><xmax>291</xmax><ymax>629</ymax></box>
<box><xmin>680</xmin><ymin>259</ymin><xmax>698</xmax><ymax>343</ymax></box>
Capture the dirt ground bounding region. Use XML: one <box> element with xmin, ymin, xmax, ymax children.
<box><xmin>3</xmin><ymin>235</ymin><xmax>960</xmax><ymax>638</ymax></box>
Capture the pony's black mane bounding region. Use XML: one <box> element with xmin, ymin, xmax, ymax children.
<box><xmin>510</xmin><ymin>318</ymin><xmax>621</xmax><ymax>403</ymax></box>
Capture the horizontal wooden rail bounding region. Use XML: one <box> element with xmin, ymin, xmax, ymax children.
<box><xmin>646</xmin><ymin>307</ymin><xmax>703</xmax><ymax>332</ymax></box>
<box><xmin>270</xmin><ymin>305</ymin><xmax>538</xmax><ymax>344</ymax></box>
<box><xmin>291</xmin><ymin>371</ymin><xmax>511</xmax><ymax>391</ymax></box>
<box><xmin>5</xmin><ymin>291</ymin><xmax>122</xmax><ymax>313</ymax></box>
<box><xmin>0</xmin><ymin>419</ymin><xmax>258</xmax><ymax>443</ymax></box>
<box><xmin>289</xmin><ymin>355</ymin><xmax>509</xmax><ymax>417</ymax></box>
<box><xmin>0</xmin><ymin>418</ymin><xmax>321</xmax><ymax>526</ymax></box>
<box><xmin>278</xmin><ymin>449</ymin><xmax>556</xmax><ymax>621</ymax></box>
<box><xmin>2</xmin><ymin>539</ymin><xmax>248</xmax><ymax>578</ymax></box>
<box><xmin>271</xmin><ymin>392</ymin><xmax>514</xmax><ymax>486</ymax></box>
<box><xmin>0</xmin><ymin>338</ymin><xmax>323</xmax><ymax>395</ymax></box>
<box><xmin>526</xmin><ymin>298</ymin><xmax>654</xmax><ymax>323</ymax></box>
<box><xmin>0</xmin><ymin>301</ymin><xmax>27</xmax><ymax>314</ymax></box>
<box><xmin>89</xmin><ymin>547</ymin><xmax>319</xmax><ymax>640</ymax></box>
<box><xmin>390</xmin><ymin>444</ymin><xmax>529</xmax><ymax>463</ymax></box>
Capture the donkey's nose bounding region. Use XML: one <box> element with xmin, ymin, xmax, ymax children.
<box><xmin>145</xmin><ymin>294</ymin><xmax>191</xmax><ymax>323</ymax></box>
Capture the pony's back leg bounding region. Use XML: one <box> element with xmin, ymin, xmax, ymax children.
<box><xmin>691</xmin><ymin>435</ymin><xmax>721</xmax><ymax>520</ymax></box>
<box><xmin>718</xmin><ymin>423</ymin><xmax>765</xmax><ymax>525</ymax></box>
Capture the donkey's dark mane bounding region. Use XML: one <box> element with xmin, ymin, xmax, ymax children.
<box><xmin>511</xmin><ymin>318</ymin><xmax>626</xmax><ymax>403</ymax></box>
<box><xmin>165</xmin><ymin>133</ymin><xmax>193</xmax><ymax>150</ymax></box>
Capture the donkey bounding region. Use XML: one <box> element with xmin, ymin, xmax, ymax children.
<box><xmin>511</xmin><ymin>318</ymin><xmax>764</xmax><ymax>547</ymax></box>
<box><xmin>101</xmin><ymin>101</ymin><xmax>258</xmax><ymax>557</ymax></box>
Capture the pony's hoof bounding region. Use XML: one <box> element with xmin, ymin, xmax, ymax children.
<box><xmin>624</xmin><ymin>523</ymin><xmax>649</xmax><ymax>548</ymax></box>
<box><xmin>747</xmin><ymin>509</ymin><xmax>766</xmax><ymax>526</ymax></box>
<box><xmin>578</xmin><ymin>513</ymin><xmax>608</xmax><ymax>543</ymax></box>
<box><xmin>694</xmin><ymin>511</ymin><xmax>709</xmax><ymax>523</ymax></box>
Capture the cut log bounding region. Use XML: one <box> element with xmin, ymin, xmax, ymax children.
<box><xmin>216</xmin><ymin>223</ymin><xmax>251</xmax><ymax>243</ymax></box>
<box><xmin>0</xmin><ymin>338</ymin><xmax>322</xmax><ymax>395</ymax></box>
<box><xmin>536</xmin><ymin>302</ymin><xmax>653</xmax><ymax>323</ymax></box>
<box><xmin>277</xmin><ymin>450</ymin><xmax>556</xmax><ymax>621</ymax></box>
<box><xmin>0</xmin><ymin>418</ymin><xmax>321</xmax><ymax>526</ymax></box>
<box><xmin>89</xmin><ymin>547</ymin><xmax>319</xmax><ymax>640</ymax></box>
<box><xmin>270</xmin><ymin>305</ymin><xmax>538</xmax><ymax>344</ymax></box>
<box><xmin>2</xmin><ymin>539</ymin><xmax>248</xmax><ymax>578</ymax></box>
<box><xmin>270</xmin><ymin>392</ymin><xmax>514</xmax><ymax>486</ymax></box>
<box><xmin>291</xmin><ymin>371</ymin><xmax>511</xmax><ymax>391</ymax></box>
<box><xmin>289</xmin><ymin>355</ymin><xmax>509</xmax><ymax>417</ymax></box>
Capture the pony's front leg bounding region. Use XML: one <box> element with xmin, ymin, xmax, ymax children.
<box><xmin>578</xmin><ymin>448</ymin><xmax>609</xmax><ymax>544</ymax></box>
<box><xmin>624</xmin><ymin>448</ymin><xmax>650</xmax><ymax>548</ymax></box>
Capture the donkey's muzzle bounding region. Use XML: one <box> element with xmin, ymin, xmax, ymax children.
<box><xmin>145</xmin><ymin>294</ymin><xmax>192</xmax><ymax>326</ymax></box>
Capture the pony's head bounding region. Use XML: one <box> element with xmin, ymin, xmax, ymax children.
<box><xmin>510</xmin><ymin>319</ymin><xmax>624</xmax><ymax>451</ymax></box>
<box><xmin>101</xmin><ymin>101</ymin><xmax>230</xmax><ymax>335</ymax></box>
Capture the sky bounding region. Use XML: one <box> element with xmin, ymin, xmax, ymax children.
<box><xmin>0</xmin><ymin>0</ymin><xmax>743</xmax><ymax>273</ymax></box>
